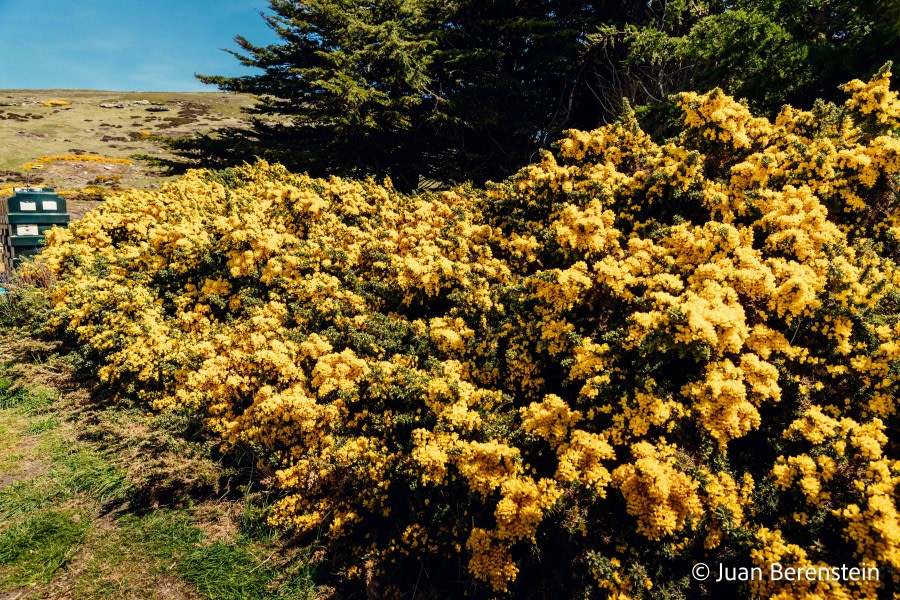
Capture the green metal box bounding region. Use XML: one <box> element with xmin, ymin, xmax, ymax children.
<box><xmin>2</xmin><ymin>187</ymin><xmax>71</xmax><ymax>272</ymax></box>
<box><xmin>2</xmin><ymin>187</ymin><xmax>67</xmax><ymax>215</ymax></box>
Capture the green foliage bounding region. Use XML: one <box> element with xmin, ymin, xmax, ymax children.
<box><xmin>166</xmin><ymin>0</ymin><xmax>607</xmax><ymax>189</ymax></box>
<box><xmin>588</xmin><ymin>0</ymin><xmax>900</xmax><ymax>129</ymax></box>
<box><xmin>0</xmin><ymin>284</ymin><xmax>51</xmax><ymax>335</ymax></box>
<box><xmin>179</xmin><ymin>542</ymin><xmax>281</xmax><ymax>600</ymax></box>
<box><xmin>24</xmin><ymin>416</ymin><xmax>60</xmax><ymax>433</ymax></box>
<box><xmin>0</xmin><ymin>379</ymin><xmax>55</xmax><ymax>414</ymax></box>
<box><xmin>0</xmin><ymin>378</ymin><xmax>31</xmax><ymax>410</ymax></box>
<box><xmin>166</xmin><ymin>0</ymin><xmax>898</xmax><ymax>188</ymax></box>
<box><xmin>0</xmin><ymin>509</ymin><xmax>90</xmax><ymax>589</ymax></box>
<box><xmin>0</xmin><ymin>261</ymin><xmax>56</xmax><ymax>350</ymax></box>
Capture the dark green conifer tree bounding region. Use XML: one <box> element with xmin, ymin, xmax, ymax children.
<box><xmin>164</xmin><ymin>0</ymin><xmax>899</xmax><ymax>190</ymax></box>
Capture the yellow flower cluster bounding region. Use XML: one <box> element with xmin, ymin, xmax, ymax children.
<box><xmin>612</xmin><ymin>442</ymin><xmax>702</xmax><ymax>540</ymax></box>
<box><xmin>31</xmin><ymin>67</ymin><xmax>899</xmax><ymax>597</ymax></box>
<box><xmin>21</xmin><ymin>154</ymin><xmax>132</xmax><ymax>170</ymax></box>
<box><xmin>476</xmin><ymin>64</ymin><xmax>898</xmax><ymax>595</ymax></box>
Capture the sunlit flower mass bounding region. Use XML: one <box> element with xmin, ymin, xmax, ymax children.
<box><xmin>31</xmin><ymin>66</ymin><xmax>899</xmax><ymax>598</ymax></box>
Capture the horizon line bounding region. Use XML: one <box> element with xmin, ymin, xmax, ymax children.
<box><xmin>0</xmin><ymin>88</ymin><xmax>244</xmax><ymax>94</ymax></box>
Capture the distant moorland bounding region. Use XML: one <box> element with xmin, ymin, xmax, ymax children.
<box><xmin>0</xmin><ymin>90</ymin><xmax>255</xmax><ymax>190</ymax></box>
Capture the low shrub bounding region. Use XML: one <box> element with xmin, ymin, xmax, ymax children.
<box><xmin>0</xmin><ymin>262</ymin><xmax>54</xmax><ymax>333</ymax></box>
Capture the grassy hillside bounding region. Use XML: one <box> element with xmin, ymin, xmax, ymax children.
<box><xmin>0</xmin><ymin>90</ymin><xmax>255</xmax><ymax>190</ymax></box>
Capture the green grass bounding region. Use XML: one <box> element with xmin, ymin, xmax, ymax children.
<box><xmin>24</xmin><ymin>416</ymin><xmax>59</xmax><ymax>433</ymax></box>
<box><xmin>238</xmin><ymin>487</ymin><xmax>280</xmax><ymax>543</ymax></box>
<box><xmin>180</xmin><ymin>541</ymin><xmax>319</xmax><ymax>600</ymax></box>
<box><xmin>71</xmin><ymin>511</ymin><xmax>205</xmax><ymax>599</ymax></box>
<box><xmin>69</xmin><ymin>509</ymin><xmax>321</xmax><ymax>600</ymax></box>
<box><xmin>0</xmin><ymin>377</ymin><xmax>32</xmax><ymax>410</ymax></box>
<box><xmin>0</xmin><ymin>414</ymin><xmax>27</xmax><ymax>474</ymax></box>
<box><xmin>119</xmin><ymin>510</ymin><xmax>205</xmax><ymax>557</ymax></box>
<box><xmin>0</xmin><ymin>377</ymin><xmax>56</xmax><ymax>413</ymax></box>
<box><xmin>0</xmin><ymin>425</ymin><xmax>131</xmax><ymax>520</ymax></box>
<box><xmin>180</xmin><ymin>542</ymin><xmax>278</xmax><ymax>600</ymax></box>
<box><xmin>0</xmin><ymin>310</ymin><xmax>325</xmax><ymax>599</ymax></box>
<box><xmin>48</xmin><ymin>441</ymin><xmax>133</xmax><ymax>504</ymax></box>
<box><xmin>0</xmin><ymin>479</ymin><xmax>56</xmax><ymax>520</ymax></box>
<box><xmin>0</xmin><ymin>509</ymin><xmax>90</xmax><ymax>589</ymax></box>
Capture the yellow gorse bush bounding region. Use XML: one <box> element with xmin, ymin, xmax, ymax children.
<box><xmin>21</xmin><ymin>155</ymin><xmax>132</xmax><ymax>170</ymax></box>
<box><xmin>33</xmin><ymin>66</ymin><xmax>899</xmax><ymax>598</ymax></box>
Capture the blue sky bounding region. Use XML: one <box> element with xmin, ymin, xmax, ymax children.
<box><xmin>0</xmin><ymin>0</ymin><xmax>280</xmax><ymax>91</ymax></box>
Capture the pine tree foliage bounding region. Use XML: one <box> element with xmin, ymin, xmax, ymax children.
<box><xmin>164</xmin><ymin>0</ymin><xmax>899</xmax><ymax>189</ymax></box>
